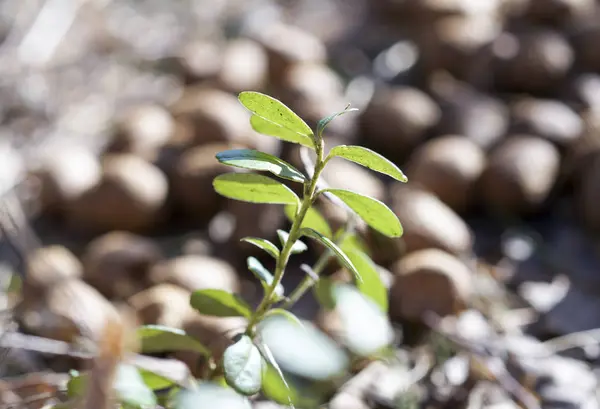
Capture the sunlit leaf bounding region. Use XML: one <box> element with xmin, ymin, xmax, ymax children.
<box><xmin>258</xmin><ymin>315</ymin><xmax>349</xmax><ymax>381</ymax></box>
<box><xmin>328</xmin><ymin>145</ymin><xmax>407</xmax><ymax>182</ymax></box>
<box><xmin>239</xmin><ymin>92</ymin><xmax>313</xmax><ymax>137</ymax></box>
<box><xmin>322</xmin><ymin>189</ymin><xmax>402</xmax><ymax>238</ymax></box>
<box><xmin>114</xmin><ymin>364</ymin><xmax>157</xmax><ymax>408</ymax></box>
<box><xmin>339</xmin><ymin>243</ymin><xmax>388</xmax><ymax>312</ymax></box>
<box><xmin>250</xmin><ymin>115</ymin><xmax>314</xmax><ymax>149</ymax></box>
<box><xmin>241</xmin><ymin>237</ymin><xmax>280</xmax><ymax>259</ymax></box>
<box><xmin>332</xmin><ymin>284</ymin><xmax>394</xmax><ymax>357</ymax></box>
<box><xmin>174</xmin><ymin>382</ymin><xmax>251</xmax><ymax>409</ymax></box>
<box><xmin>137</xmin><ymin>325</ymin><xmax>210</xmax><ymax>356</ymax></box>
<box><xmin>277</xmin><ymin>230</ymin><xmax>308</xmax><ymax>255</ymax></box>
<box><xmin>284</xmin><ymin>205</ymin><xmax>332</xmax><ymax>239</ymax></box>
<box><xmin>247</xmin><ymin>257</ymin><xmax>284</xmax><ymax>299</ymax></box>
<box><xmin>190</xmin><ymin>289</ymin><xmax>251</xmax><ymax>318</ymax></box>
<box><xmin>299</xmin><ymin>228</ymin><xmax>362</xmax><ymax>283</ymax></box>
<box><xmin>216</xmin><ymin>149</ymin><xmax>306</xmax><ymax>183</ymax></box>
<box><xmin>213</xmin><ymin>173</ymin><xmax>300</xmax><ymax>205</ymax></box>
<box><xmin>264</xmin><ymin>308</ymin><xmax>303</xmax><ymax>327</ymax></box>
<box><xmin>223</xmin><ymin>335</ymin><xmax>263</xmax><ymax>396</ymax></box>
<box><xmin>316</xmin><ymin>105</ymin><xmax>358</xmax><ymax>137</ymax></box>
<box><xmin>137</xmin><ymin>368</ymin><xmax>176</xmax><ymax>390</ymax></box>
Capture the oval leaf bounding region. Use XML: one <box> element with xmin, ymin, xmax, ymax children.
<box><xmin>190</xmin><ymin>289</ymin><xmax>251</xmax><ymax>318</ymax></box>
<box><xmin>239</xmin><ymin>92</ymin><xmax>313</xmax><ymax>137</ymax></box>
<box><xmin>339</xmin><ymin>243</ymin><xmax>388</xmax><ymax>312</ymax></box>
<box><xmin>175</xmin><ymin>383</ymin><xmax>251</xmax><ymax>409</ymax></box>
<box><xmin>322</xmin><ymin>189</ymin><xmax>402</xmax><ymax>238</ymax></box>
<box><xmin>258</xmin><ymin>315</ymin><xmax>349</xmax><ymax>381</ymax></box>
<box><xmin>284</xmin><ymin>205</ymin><xmax>332</xmax><ymax>238</ymax></box>
<box><xmin>213</xmin><ymin>173</ymin><xmax>300</xmax><ymax>205</ymax></box>
<box><xmin>223</xmin><ymin>335</ymin><xmax>263</xmax><ymax>396</ymax></box>
<box><xmin>264</xmin><ymin>308</ymin><xmax>304</xmax><ymax>327</ymax></box>
<box><xmin>332</xmin><ymin>284</ymin><xmax>394</xmax><ymax>357</ymax></box>
<box><xmin>328</xmin><ymin>145</ymin><xmax>407</xmax><ymax>182</ymax></box>
<box><xmin>317</xmin><ymin>105</ymin><xmax>358</xmax><ymax>137</ymax></box>
<box><xmin>114</xmin><ymin>364</ymin><xmax>157</xmax><ymax>408</ymax></box>
<box><xmin>277</xmin><ymin>230</ymin><xmax>308</xmax><ymax>254</ymax></box>
<box><xmin>251</xmin><ymin>115</ymin><xmax>314</xmax><ymax>149</ymax></box>
<box><xmin>247</xmin><ymin>257</ymin><xmax>284</xmax><ymax>299</ymax></box>
<box><xmin>241</xmin><ymin>237</ymin><xmax>280</xmax><ymax>259</ymax></box>
<box><xmin>216</xmin><ymin>149</ymin><xmax>306</xmax><ymax>183</ymax></box>
<box><xmin>299</xmin><ymin>227</ymin><xmax>362</xmax><ymax>283</ymax></box>
<box><xmin>137</xmin><ymin>325</ymin><xmax>210</xmax><ymax>356</ymax></box>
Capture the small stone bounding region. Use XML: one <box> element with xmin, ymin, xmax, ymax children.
<box><xmin>492</xmin><ymin>29</ymin><xmax>573</xmax><ymax>93</ymax></box>
<box><xmin>578</xmin><ymin>152</ymin><xmax>600</xmax><ymax>231</ymax></box>
<box><xmin>149</xmin><ymin>255</ymin><xmax>240</xmax><ymax>294</ymax></box>
<box><xmin>177</xmin><ymin>41</ymin><xmax>222</xmax><ymax>83</ymax></box>
<box><xmin>511</xmin><ymin>98</ymin><xmax>583</xmax><ymax>147</ymax></box>
<box><xmin>408</xmin><ymin>135</ymin><xmax>486</xmax><ymax>213</ymax></box>
<box><xmin>128</xmin><ymin>284</ymin><xmax>193</xmax><ymax>328</ymax></box>
<box><xmin>108</xmin><ymin>104</ymin><xmax>175</xmax><ymax>160</ymax></box>
<box><xmin>218</xmin><ymin>39</ymin><xmax>268</xmax><ymax>93</ymax></box>
<box><xmin>480</xmin><ymin>135</ymin><xmax>561</xmax><ymax>215</ymax></box>
<box><xmin>360</xmin><ymin>86</ymin><xmax>441</xmax><ymax>162</ymax></box>
<box><xmin>66</xmin><ymin>154</ymin><xmax>169</xmax><ymax>233</ymax></box>
<box><xmin>524</xmin><ymin>0</ymin><xmax>596</xmax><ymax>27</ymax></box>
<box><xmin>390</xmin><ymin>249</ymin><xmax>473</xmax><ymax>322</ymax></box>
<box><xmin>572</xmin><ymin>22</ymin><xmax>600</xmax><ymax>72</ymax></box>
<box><xmin>24</xmin><ymin>245</ymin><xmax>82</xmax><ymax>294</ymax></box>
<box><xmin>82</xmin><ymin>231</ymin><xmax>163</xmax><ymax>300</ymax></box>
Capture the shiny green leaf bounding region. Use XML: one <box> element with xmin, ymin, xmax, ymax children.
<box><xmin>190</xmin><ymin>289</ymin><xmax>251</xmax><ymax>318</ymax></box>
<box><xmin>137</xmin><ymin>325</ymin><xmax>210</xmax><ymax>356</ymax></box>
<box><xmin>114</xmin><ymin>364</ymin><xmax>157</xmax><ymax>408</ymax></box>
<box><xmin>250</xmin><ymin>115</ymin><xmax>314</xmax><ymax>149</ymax></box>
<box><xmin>216</xmin><ymin>149</ymin><xmax>306</xmax><ymax>183</ymax></box>
<box><xmin>223</xmin><ymin>335</ymin><xmax>263</xmax><ymax>396</ymax></box>
<box><xmin>174</xmin><ymin>383</ymin><xmax>251</xmax><ymax>409</ymax></box>
<box><xmin>239</xmin><ymin>92</ymin><xmax>313</xmax><ymax>137</ymax></box>
<box><xmin>322</xmin><ymin>189</ymin><xmax>402</xmax><ymax>238</ymax></box>
<box><xmin>328</xmin><ymin>145</ymin><xmax>407</xmax><ymax>182</ymax></box>
<box><xmin>317</xmin><ymin>105</ymin><xmax>358</xmax><ymax>137</ymax></box>
<box><xmin>247</xmin><ymin>257</ymin><xmax>284</xmax><ymax>299</ymax></box>
<box><xmin>277</xmin><ymin>230</ymin><xmax>308</xmax><ymax>254</ymax></box>
<box><xmin>258</xmin><ymin>315</ymin><xmax>349</xmax><ymax>381</ymax></box>
<box><xmin>241</xmin><ymin>237</ymin><xmax>280</xmax><ymax>259</ymax></box>
<box><xmin>332</xmin><ymin>284</ymin><xmax>394</xmax><ymax>357</ymax></box>
<box><xmin>284</xmin><ymin>205</ymin><xmax>332</xmax><ymax>238</ymax></box>
<box><xmin>299</xmin><ymin>228</ymin><xmax>362</xmax><ymax>283</ymax></box>
<box><xmin>264</xmin><ymin>308</ymin><xmax>303</xmax><ymax>327</ymax></box>
<box><xmin>213</xmin><ymin>173</ymin><xmax>300</xmax><ymax>205</ymax></box>
<box><xmin>340</xmin><ymin>243</ymin><xmax>388</xmax><ymax>312</ymax></box>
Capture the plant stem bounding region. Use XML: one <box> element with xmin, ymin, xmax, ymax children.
<box><xmin>246</xmin><ymin>143</ymin><xmax>326</xmax><ymax>335</ymax></box>
<box><xmin>281</xmin><ymin>226</ymin><xmax>355</xmax><ymax>310</ymax></box>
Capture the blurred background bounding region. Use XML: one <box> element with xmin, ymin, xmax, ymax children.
<box><xmin>1</xmin><ymin>0</ymin><xmax>600</xmax><ymax>407</ymax></box>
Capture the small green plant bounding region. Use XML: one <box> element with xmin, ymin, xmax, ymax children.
<box><xmin>67</xmin><ymin>92</ymin><xmax>407</xmax><ymax>409</ymax></box>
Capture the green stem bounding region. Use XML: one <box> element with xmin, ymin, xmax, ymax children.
<box><xmin>246</xmin><ymin>142</ymin><xmax>326</xmax><ymax>335</ymax></box>
<box><xmin>282</xmin><ymin>224</ymin><xmax>356</xmax><ymax>310</ymax></box>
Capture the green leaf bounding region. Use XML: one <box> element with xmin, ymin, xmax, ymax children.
<box><xmin>174</xmin><ymin>383</ymin><xmax>251</xmax><ymax>409</ymax></box>
<box><xmin>137</xmin><ymin>367</ymin><xmax>176</xmax><ymax>390</ymax></box>
<box><xmin>332</xmin><ymin>284</ymin><xmax>394</xmax><ymax>357</ymax></box>
<box><xmin>258</xmin><ymin>315</ymin><xmax>349</xmax><ymax>381</ymax></box>
<box><xmin>340</xmin><ymin>243</ymin><xmax>388</xmax><ymax>313</ymax></box>
<box><xmin>317</xmin><ymin>105</ymin><xmax>358</xmax><ymax>137</ymax></box>
<box><xmin>284</xmin><ymin>205</ymin><xmax>332</xmax><ymax>239</ymax></box>
<box><xmin>261</xmin><ymin>364</ymin><xmax>320</xmax><ymax>408</ymax></box>
<box><xmin>247</xmin><ymin>257</ymin><xmax>284</xmax><ymax>299</ymax></box>
<box><xmin>328</xmin><ymin>145</ymin><xmax>407</xmax><ymax>182</ymax></box>
<box><xmin>213</xmin><ymin>173</ymin><xmax>300</xmax><ymax>205</ymax></box>
<box><xmin>250</xmin><ymin>115</ymin><xmax>314</xmax><ymax>149</ymax></box>
<box><xmin>241</xmin><ymin>237</ymin><xmax>280</xmax><ymax>259</ymax></box>
<box><xmin>223</xmin><ymin>335</ymin><xmax>264</xmax><ymax>396</ymax></box>
<box><xmin>239</xmin><ymin>91</ymin><xmax>313</xmax><ymax>137</ymax></box>
<box><xmin>322</xmin><ymin>189</ymin><xmax>402</xmax><ymax>238</ymax></box>
<box><xmin>190</xmin><ymin>289</ymin><xmax>252</xmax><ymax>318</ymax></box>
<box><xmin>299</xmin><ymin>228</ymin><xmax>362</xmax><ymax>283</ymax></box>
<box><xmin>338</xmin><ymin>231</ymin><xmax>370</xmax><ymax>256</ymax></box>
<box><xmin>277</xmin><ymin>230</ymin><xmax>308</xmax><ymax>254</ymax></box>
<box><xmin>264</xmin><ymin>308</ymin><xmax>304</xmax><ymax>327</ymax></box>
<box><xmin>67</xmin><ymin>371</ymin><xmax>86</xmax><ymax>398</ymax></box>
<box><xmin>216</xmin><ymin>149</ymin><xmax>306</xmax><ymax>183</ymax></box>
<box><xmin>114</xmin><ymin>364</ymin><xmax>157</xmax><ymax>408</ymax></box>
<box><xmin>313</xmin><ymin>276</ymin><xmax>336</xmax><ymax>310</ymax></box>
<box><xmin>137</xmin><ymin>325</ymin><xmax>210</xmax><ymax>356</ymax></box>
